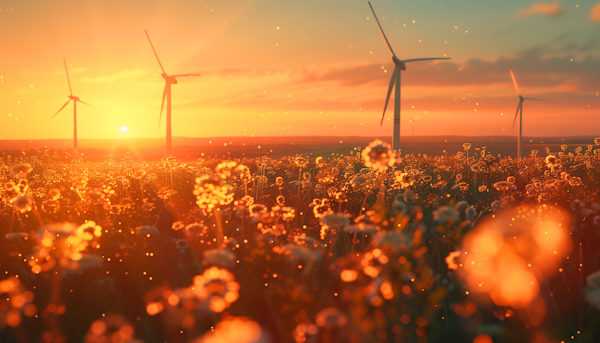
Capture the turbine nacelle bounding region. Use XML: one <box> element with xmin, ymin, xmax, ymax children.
<box><xmin>392</xmin><ymin>56</ymin><xmax>406</xmax><ymax>70</ymax></box>
<box><xmin>368</xmin><ymin>1</ymin><xmax>451</xmax><ymax>146</ymax></box>
<box><xmin>145</xmin><ymin>30</ymin><xmax>201</xmax><ymax>156</ymax></box>
<box><xmin>68</xmin><ymin>95</ymin><xmax>80</xmax><ymax>101</ymax></box>
<box><xmin>161</xmin><ymin>73</ymin><xmax>178</xmax><ymax>84</ymax></box>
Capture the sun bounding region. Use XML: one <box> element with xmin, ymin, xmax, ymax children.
<box><xmin>120</xmin><ymin>125</ymin><xmax>129</xmax><ymax>134</ymax></box>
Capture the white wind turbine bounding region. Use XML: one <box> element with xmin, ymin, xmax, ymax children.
<box><xmin>145</xmin><ymin>30</ymin><xmax>202</xmax><ymax>157</ymax></box>
<box><xmin>52</xmin><ymin>58</ymin><xmax>93</xmax><ymax>154</ymax></box>
<box><xmin>368</xmin><ymin>1</ymin><xmax>450</xmax><ymax>151</ymax></box>
<box><xmin>509</xmin><ymin>69</ymin><xmax>545</xmax><ymax>159</ymax></box>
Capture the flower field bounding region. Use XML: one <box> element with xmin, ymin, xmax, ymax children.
<box><xmin>2</xmin><ymin>139</ymin><xmax>600</xmax><ymax>343</ymax></box>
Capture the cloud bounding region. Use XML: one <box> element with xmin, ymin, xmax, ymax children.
<box><xmin>295</xmin><ymin>47</ymin><xmax>600</xmax><ymax>91</ymax></box>
<box><xmin>81</xmin><ymin>69</ymin><xmax>149</xmax><ymax>83</ymax></box>
<box><xmin>515</xmin><ymin>2</ymin><xmax>565</xmax><ymax>18</ymax></box>
<box><xmin>214</xmin><ymin>68</ymin><xmax>287</xmax><ymax>78</ymax></box>
<box><xmin>299</xmin><ymin>63</ymin><xmax>390</xmax><ymax>87</ymax></box>
<box><xmin>592</xmin><ymin>2</ymin><xmax>600</xmax><ymax>22</ymax></box>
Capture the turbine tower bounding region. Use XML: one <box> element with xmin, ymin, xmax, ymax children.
<box><xmin>52</xmin><ymin>58</ymin><xmax>93</xmax><ymax>154</ymax></box>
<box><xmin>368</xmin><ymin>1</ymin><xmax>450</xmax><ymax>151</ymax></box>
<box><xmin>145</xmin><ymin>30</ymin><xmax>201</xmax><ymax>157</ymax></box>
<box><xmin>509</xmin><ymin>69</ymin><xmax>545</xmax><ymax>159</ymax></box>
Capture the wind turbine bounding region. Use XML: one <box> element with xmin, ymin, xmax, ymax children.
<box><xmin>509</xmin><ymin>69</ymin><xmax>545</xmax><ymax>159</ymax></box>
<box><xmin>145</xmin><ymin>30</ymin><xmax>201</xmax><ymax>157</ymax></box>
<box><xmin>52</xmin><ymin>58</ymin><xmax>93</xmax><ymax>154</ymax></box>
<box><xmin>368</xmin><ymin>1</ymin><xmax>450</xmax><ymax>151</ymax></box>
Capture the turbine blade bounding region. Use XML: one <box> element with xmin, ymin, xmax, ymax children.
<box><xmin>172</xmin><ymin>74</ymin><xmax>202</xmax><ymax>78</ymax></box>
<box><xmin>52</xmin><ymin>99</ymin><xmax>72</xmax><ymax>119</ymax></box>
<box><xmin>78</xmin><ymin>100</ymin><xmax>94</xmax><ymax>108</ymax></box>
<box><xmin>522</xmin><ymin>97</ymin><xmax>546</xmax><ymax>101</ymax></box>
<box><xmin>368</xmin><ymin>2</ymin><xmax>396</xmax><ymax>57</ymax></box>
<box><xmin>512</xmin><ymin>101</ymin><xmax>522</xmax><ymax>129</ymax></box>
<box><xmin>509</xmin><ymin>69</ymin><xmax>520</xmax><ymax>96</ymax></box>
<box><xmin>145</xmin><ymin>30</ymin><xmax>167</xmax><ymax>75</ymax></box>
<box><xmin>64</xmin><ymin>58</ymin><xmax>73</xmax><ymax>96</ymax></box>
<box><xmin>380</xmin><ymin>67</ymin><xmax>397</xmax><ymax>126</ymax></box>
<box><xmin>402</xmin><ymin>57</ymin><xmax>451</xmax><ymax>63</ymax></box>
<box><xmin>158</xmin><ymin>84</ymin><xmax>167</xmax><ymax>129</ymax></box>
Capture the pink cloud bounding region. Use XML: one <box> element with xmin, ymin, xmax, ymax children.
<box><xmin>295</xmin><ymin>53</ymin><xmax>600</xmax><ymax>90</ymax></box>
<box><xmin>515</xmin><ymin>2</ymin><xmax>565</xmax><ymax>18</ymax></box>
<box><xmin>592</xmin><ymin>2</ymin><xmax>600</xmax><ymax>22</ymax></box>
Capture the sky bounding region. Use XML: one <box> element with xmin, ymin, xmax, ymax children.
<box><xmin>1</xmin><ymin>0</ymin><xmax>599</xmax><ymax>140</ymax></box>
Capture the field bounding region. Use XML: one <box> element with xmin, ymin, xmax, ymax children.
<box><xmin>1</xmin><ymin>137</ymin><xmax>600</xmax><ymax>343</ymax></box>
<box><xmin>1</xmin><ymin>135</ymin><xmax>594</xmax><ymax>161</ymax></box>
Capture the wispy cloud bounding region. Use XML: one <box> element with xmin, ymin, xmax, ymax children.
<box><xmin>592</xmin><ymin>2</ymin><xmax>600</xmax><ymax>22</ymax></box>
<box><xmin>515</xmin><ymin>2</ymin><xmax>566</xmax><ymax>18</ymax></box>
<box><xmin>81</xmin><ymin>69</ymin><xmax>149</xmax><ymax>83</ymax></box>
<box><xmin>214</xmin><ymin>68</ymin><xmax>287</xmax><ymax>78</ymax></box>
<box><xmin>295</xmin><ymin>47</ymin><xmax>600</xmax><ymax>90</ymax></box>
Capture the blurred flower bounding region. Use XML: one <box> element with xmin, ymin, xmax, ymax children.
<box><xmin>29</xmin><ymin>221</ymin><xmax>102</xmax><ymax>273</ymax></box>
<box><xmin>216</xmin><ymin>161</ymin><xmax>238</xmax><ymax>179</ymax></box>
<box><xmin>545</xmin><ymin>155</ymin><xmax>557</xmax><ymax>168</ymax></box>
<box><xmin>293</xmin><ymin>322</ymin><xmax>318</xmax><ymax>343</ymax></box>
<box><xmin>276</xmin><ymin>195</ymin><xmax>285</xmax><ymax>206</ymax></box>
<box><xmin>394</xmin><ymin>171</ymin><xmax>414</xmax><ymax>189</ymax></box>
<box><xmin>0</xmin><ymin>277</ymin><xmax>36</xmax><ymax>328</ymax></box>
<box><xmin>315</xmin><ymin>307</ymin><xmax>348</xmax><ymax>328</ymax></box>
<box><xmin>445</xmin><ymin>251</ymin><xmax>461</xmax><ymax>270</ymax></box>
<box><xmin>10</xmin><ymin>164</ymin><xmax>32</xmax><ymax>178</ymax></box>
<box><xmin>233</xmin><ymin>164</ymin><xmax>252</xmax><ymax>182</ymax></box>
<box><xmin>295</xmin><ymin>156</ymin><xmax>309</xmax><ymax>168</ymax></box>
<box><xmin>350</xmin><ymin>172</ymin><xmax>375</xmax><ymax>192</ymax></box>
<box><xmin>48</xmin><ymin>188</ymin><xmax>61</xmax><ymax>201</ymax></box>
<box><xmin>72</xmin><ymin>176</ymin><xmax>89</xmax><ymax>190</ymax></box>
<box><xmin>12</xmin><ymin>195</ymin><xmax>33</xmax><ymax>213</ymax></box>
<box><xmin>132</xmin><ymin>169</ymin><xmax>146</xmax><ymax>179</ymax></box>
<box><xmin>84</xmin><ymin>314</ymin><xmax>142</xmax><ymax>343</ymax></box>
<box><xmin>362</xmin><ymin>140</ymin><xmax>396</xmax><ymax>171</ymax></box>
<box><xmin>194</xmin><ymin>316</ymin><xmax>264</xmax><ymax>343</ymax></box>
<box><xmin>172</xmin><ymin>221</ymin><xmax>186</xmax><ymax>231</ymax></box>
<box><xmin>194</xmin><ymin>175</ymin><xmax>234</xmax><ymax>212</ymax></box>
<box><xmin>456</xmin><ymin>205</ymin><xmax>572</xmax><ymax>309</ymax></box>
<box><xmin>157</xmin><ymin>187</ymin><xmax>177</xmax><ymax>200</ymax></box>
<box><xmin>493</xmin><ymin>181</ymin><xmax>516</xmax><ymax>192</ymax></box>
<box><xmin>192</xmin><ymin>267</ymin><xmax>240</xmax><ymax>313</ymax></box>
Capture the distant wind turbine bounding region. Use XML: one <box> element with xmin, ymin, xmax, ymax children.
<box><xmin>52</xmin><ymin>58</ymin><xmax>93</xmax><ymax>154</ymax></box>
<box><xmin>368</xmin><ymin>1</ymin><xmax>450</xmax><ymax>151</ymax></box>
<box><xmin>145</xmin><ymin>30</ymin><xmax>201</xmax><ymax>157</ymax></box>
<box><xmin>509</xmin><ymin>69</ymin><xmax>545</xmax><ymax>159</ymax></box>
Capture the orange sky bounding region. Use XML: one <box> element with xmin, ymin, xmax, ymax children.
<box><xmin>1</xmin><ymin>0</ymin><xmax>599</xmax><ymax>140</ymax></box>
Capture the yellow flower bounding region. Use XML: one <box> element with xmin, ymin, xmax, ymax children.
<box><xmin>362</xmin><ymin>140</ymin><xmax>396</xmax><ymax>171</ymax></box>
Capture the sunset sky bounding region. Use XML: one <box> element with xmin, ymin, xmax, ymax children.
<box><xmin>1</xmin><ymin>0</ymin><xmax>599</xmax><ymax>140</ymax></box>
